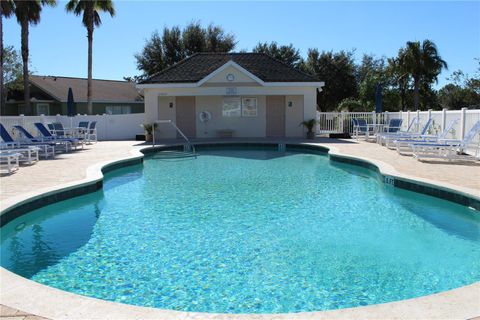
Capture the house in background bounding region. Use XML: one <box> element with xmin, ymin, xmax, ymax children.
<box><xmin>3</xmin><ymin>75</ymin><xmax>143</xmax><ymax>116</ymax></box>
<box><xmin>138</xmin><ymin>53</ymin><xmax>324</xmax><ymax>139</ymax></box>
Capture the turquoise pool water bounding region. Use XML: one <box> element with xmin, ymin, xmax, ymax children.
<box><xmin>1</xmin><ymin>148</ymin><xmax>479</xmax><ymax>313</ymax></box>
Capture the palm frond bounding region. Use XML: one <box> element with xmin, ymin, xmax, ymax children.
<box><xmin>1</xmin><ymin>0</ymin><xmax>15</xmax><ymax>18</ymax></box>
<box><xmin>67</xmin><ymin>0</ymin><xmax>115</xmax><ymax>28</ymax></box>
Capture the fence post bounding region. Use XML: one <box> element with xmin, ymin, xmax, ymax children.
<box><xmin>384</xmin><ymin>111</ymin><xmax>389</xmax><ymax>124</ymax></box>
<box><xmin>407</xmin><ymin>110</ymin><xmax>410</xmax><ymax>129</ymax></box>
<box><xmin>340</xmin><ymin>111</ymin><xmax>345</xmax><ymax>133</ymax></box>
<box><xmin>416</xmin><ymin>109</ymin><xmax>421</xmax><ymax>131</ymax></box>
<box><xmin>460</xmin><ymin>107</ymin><xmax>467</xmax><ymax>140</ymax></box>
<box><xmin>372</xmin><ymin>110</ymin><xmax>376</xmax><ymax>126</ymax></box>
<box><xmin>441</xmin><ymin>108</ymin><xmax>447</xmax><ymax>132</ymax></box>
<box><xmin>103</xmin><ymin>114</ymin><xmax>108</xmax><ymax>141</ymax></box>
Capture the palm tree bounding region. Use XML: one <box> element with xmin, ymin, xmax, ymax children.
<box><xmin>388</xmin><ymin>49</ymin><xmax>410</xmax><ymax>111</ymax></box>
<box><xmin>1</xmin><ymin>0</ymin><xmax>15</xmax><ymax>109</ymax></box>
<box><xmin>403</xmin><ymin>40</ymin><xmax>447</xmax><ymax>110</ymax></box>
<box><xmin>66</xmin><ymin>0</ymin><xmax>115</xmax><ymax>115</ymax></box>
<box><xmin>13</xmin><ymin>0</ymin><xmax>56</xmax><ymax>115</ymax></box>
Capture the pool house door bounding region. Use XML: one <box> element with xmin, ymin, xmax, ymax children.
<box><xmin>175</xmin><ymin>96</ymin><xmax>196</xmax><ymax>138</ymax></box>
<box><xmin>266</xmin><ymin>95</ymin><xmax>286</xmax><ymax>137</ymax></box>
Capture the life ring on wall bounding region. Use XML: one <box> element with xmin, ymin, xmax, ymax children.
<box><xmin>199</xmin><ymin>111</ymin><xmax>212</xmax><ymax>122</ymax></box>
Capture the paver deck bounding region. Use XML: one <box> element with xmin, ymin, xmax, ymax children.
<box><xmin>0</xmin><ymin>141</ymin><xmax>140</xmax><ymax>203</ymax></box>
<box><xmin>0</xmin><ymin>138</ymin><xmax>479</xmax><ymax>320</ymax></box>
<box><xmin>0</xmin><ymin>304</ymin><xmax>48</xmax><ymax>320</ymax></box>
<box><xmin>321</xmin><ymin>139</ymin><xmax>480</xmax><ymax>193</ymax></box>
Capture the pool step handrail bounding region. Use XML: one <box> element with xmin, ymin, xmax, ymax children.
<box><xmin>153</xmin><ymin>120</ymin><xmax>196</xmax><ymax>158</ymax></box>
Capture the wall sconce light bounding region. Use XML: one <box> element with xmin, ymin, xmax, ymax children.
<box><xmin>288</xmin><ymin>101</ymin><xmax>293</xmax><ymax>107</ymax></box>
<box><xmin>169</xmin><ymin>102</ymin><xmax>174</xmax><ymax>108</ymax></box>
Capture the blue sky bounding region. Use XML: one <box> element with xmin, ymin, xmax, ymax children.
<box><xmin>3</xmin><ymin>1</ymin><xmax>480</xmax><ymax>88</ymax></box>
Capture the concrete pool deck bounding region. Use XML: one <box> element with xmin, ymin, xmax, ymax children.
<box><xmin>0</xmin><ymin>138</ymin><xmax>479</xmax><ymax>319</ymax></box>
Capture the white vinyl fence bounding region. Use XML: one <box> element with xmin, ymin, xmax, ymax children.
<box><xmin>317</xmin><ymin>108</ymin><xmax>480</xmax><ymax>155</ymax></box>
<box><xmin>317</xmin><ymin>108</ymin><xmax>480</xmax><ymax>139</ymax></box>
<box><xmin>1</xmin><ymin>113</ymin><xmax>146</xmax><ymax>141</ymax></box>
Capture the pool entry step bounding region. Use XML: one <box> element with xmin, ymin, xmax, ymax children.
<box><xmin>151</xmin><ymin>149</ymin><xmax>197</xmax><ymax>160</ymax></box>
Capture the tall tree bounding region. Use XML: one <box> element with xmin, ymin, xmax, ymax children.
<box><xmin>134</xmin><ymin>22</ymin><xmax>236</xmax><ymax>81</ymax></box>
<box><xmin>1</xmin><ymin>46</ymin><xmax>23</xmax><ymax>109</ymax></box>
<box><xmin>356</xmin><ymin>54</ymin><xmax>393</xmax><ymax>110</ymax></box>
<box><xmin>387</xmin><ymin>50</ymin><xmax>410</xmax><ymax>111</ymax></box>
<box><xmin>66</xmin><ymin>0</ymin><xmax>115</xmax><ymax>114</ymax></box>
<box><xmin>304</xmin><ymin>48</ymin><xmax>357</xmax><ymax>111</ymax></box>
<box><xmin>182</xmin><ymin>21</ymin><xmax>206</xmax><ymax>56</ymax></box>
<box><xmin>1</xmin><ymin>0</ymin><xmax>15</xmax><ymax>110</ymax></box>
<box><xmin>135</xmin><ymin>31</ymin><xmax>165</xmax><ymax>79</ymax></box>
<box><xmin>205</xmin><ymin>24</ymin><xmax>235</xmax><ymax>52</ymax></box>
<box><xmin>438</xmin><ymin>62</ymin><xmax>480</xmax><ymax>109</ymax></box>
<box><xmin>13</xmin><ymin>0</ymin><xmax>55</xmax><ymax>115</ymax></box>
<box><xmin>162</xmin><ymin>26</ymin><xmax>184</xmax><ymax>67</ymax></box>
<box><xmin>252</xmin><ymin>42</ymin><xmax>303</xmax><ymax>69</ymax></box>
<box><xmin>403</xmin><ymin>40</ymin><xmax>447</xmax><ymax>110</ymax></box>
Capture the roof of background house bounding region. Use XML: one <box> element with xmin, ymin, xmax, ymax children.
<box><xmin>142</xmin><ymin>53</ymin><xmax>320</xmax><ymax>84</ymax></box>
<box><xmin>30</xmin><ymin>75</ymin><xmax>143</xmax><ymax>102</ymax></box>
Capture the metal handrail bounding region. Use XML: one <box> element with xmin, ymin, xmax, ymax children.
<box><xmin>152</xmin><ymin>120</ymin><xmax>196</xmax><ymax>156</ymax></box>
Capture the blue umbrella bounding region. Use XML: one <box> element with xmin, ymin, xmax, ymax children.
<box><xmin>67</xmin><ymin>87</ymin><xmax>76</xmax><ymax>128</ymax></box>
<box><xmin>67</xmin><ymin>87</ymin><xmax>76</xmax><ymax>116</ymax></box>
<box><xmin>374</xmin><ymin>83</ymin><xmax>382</xmax><ymax>113</ymax></box>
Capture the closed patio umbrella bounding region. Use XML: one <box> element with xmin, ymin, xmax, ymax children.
<box><xmin>67</xmin><ymin>87</ymin><xmax>76</xmax><ymax>128</ymax></box>
<box><xmin>375</xmin><ymin>83</ymin><xmax>382</xmax><ymax>113</ymax></box>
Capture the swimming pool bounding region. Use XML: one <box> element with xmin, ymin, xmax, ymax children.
<box><xmin>1</xmin><ymin>146</ymin><xmax>479</xmax><ymax>314</ymax></box>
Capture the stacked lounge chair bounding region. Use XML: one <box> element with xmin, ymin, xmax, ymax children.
<box><xmin>394</xmin><ymin>119</ymin><xmax>459</xmax><ymax>154</ymax></box>
<box><xmin>411</xmin><ymin>121</ymin><xmax>480</xmax><ymax>161</ymax></box>
<box><xmin>382</xmin><ymin>118</ymin><xmax>433</xmax><ymax>148</ymax></box>
<box><xmin>13</xmin><ymin>125</ymin><xmax>67</xmax><ymax>155</ymax></box>
<box><xmin>34</xmin><ymin>123</ymin><xmax>83</xmax><ymax>150</ymax></box>
<box><xmin>0</xmin><ymin>151</ymin><xmax>21</xmax><ymax>174</ymax></box>
<box><xmin>1</xmin><ymin>124</ymin><xmax>51</xmax><ymax>160</ymax></box>
<box><xmin>377</xmin><ymin>117</ymin><xmax>418</xmax><ymax>145</ymax></box>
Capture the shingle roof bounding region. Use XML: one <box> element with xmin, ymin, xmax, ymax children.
<box><xmin>30</xmin><ymin>76</ymin><xmax>143</xmax><ymax>102</ymax></box>
<box><xmin>141</xmin><ymin>53</ymin><xmax>319</xmax><ymax>84</ymax></box>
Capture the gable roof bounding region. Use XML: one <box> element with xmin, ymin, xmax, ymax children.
<box><xmin>30</xmin><ymin>75</ymin><xmax>143</xmax><ymax>102</ymax></box>
<box><xmin>141</xmin><ymin>53</ymin><xmax>319</xmax><ymax>84</ymax></box>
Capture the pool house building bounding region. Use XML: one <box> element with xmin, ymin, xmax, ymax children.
<box><xmin>137</xmin><ymin>53</ymin><xmax>325</xmax><ymax>139</ymax></box>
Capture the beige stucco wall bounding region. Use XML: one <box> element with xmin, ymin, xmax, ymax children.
<box><xmin>143</xmin><ymin>85</ymin><xmax>320</xmax><ymax>139</ymax></box>
<box><xmin>285</xmin><ymin>95</ymin><xmax>305</xmax><ymax>137</ymax></box>
<box><xmin>195</xmin><ymin>96</ymin><xmax>267</xmax><ymax>138</ymax></box>
<box><xmin>157</xmin><ymin>96</ymin><xmax>177</xmax><ymax>138</ymax></box>
<box><xmin>206</xmin><ymin>66</ymin><xmax>258</xmax><ymax>84</ymax></box>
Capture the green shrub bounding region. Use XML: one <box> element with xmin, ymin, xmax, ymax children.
<box><xmin>336</xmin><ymin>98</ymin><xmax>368</xmax><ymax>112</ymax></box>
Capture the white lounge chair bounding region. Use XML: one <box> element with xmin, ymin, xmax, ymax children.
<box><xmin>12</xmin><ymin>125</ymin><xmax>60</xmax><ymax>156</ymax></box>
<box><xmin>34</xmin><ymin>123</ymin><xmax>82</xmax><ymax>150</ymax></box>
<box><xmin>85</xmin><ymin>121</ymin><xmax>97</xmax><ymax>143</ymax></box>
<box><xmin>0</xmin><ymin>144</ymin><xmax>40</xmax><ymax>165</ymax></box>
<box><xmin>382</xmin><ymin>118</ymin><xmax>433</xmax><ymax>148</ymax></box>
<box><xmin>0</xmin><ymin>151</ymin><xmax>21</xmax><ymax>174</ymax></box>
<box><xmin>411</xmin><ymin>121</ymin><xmax>480</xmax><ymax>161</ymax></box>
<box><xmin>394</xmin><ymin>119</ymin><xmax>459</xmax><ymax>154</ymax></box>
<box><xmin>352</xmin><ymin>118</ymin><xmax>375</xmax><ymax>140</ymax></box>
<box><xmin>377</xmin><ymin>117</ymin><xmax>418</xmax><ymax>145</ymax></box>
